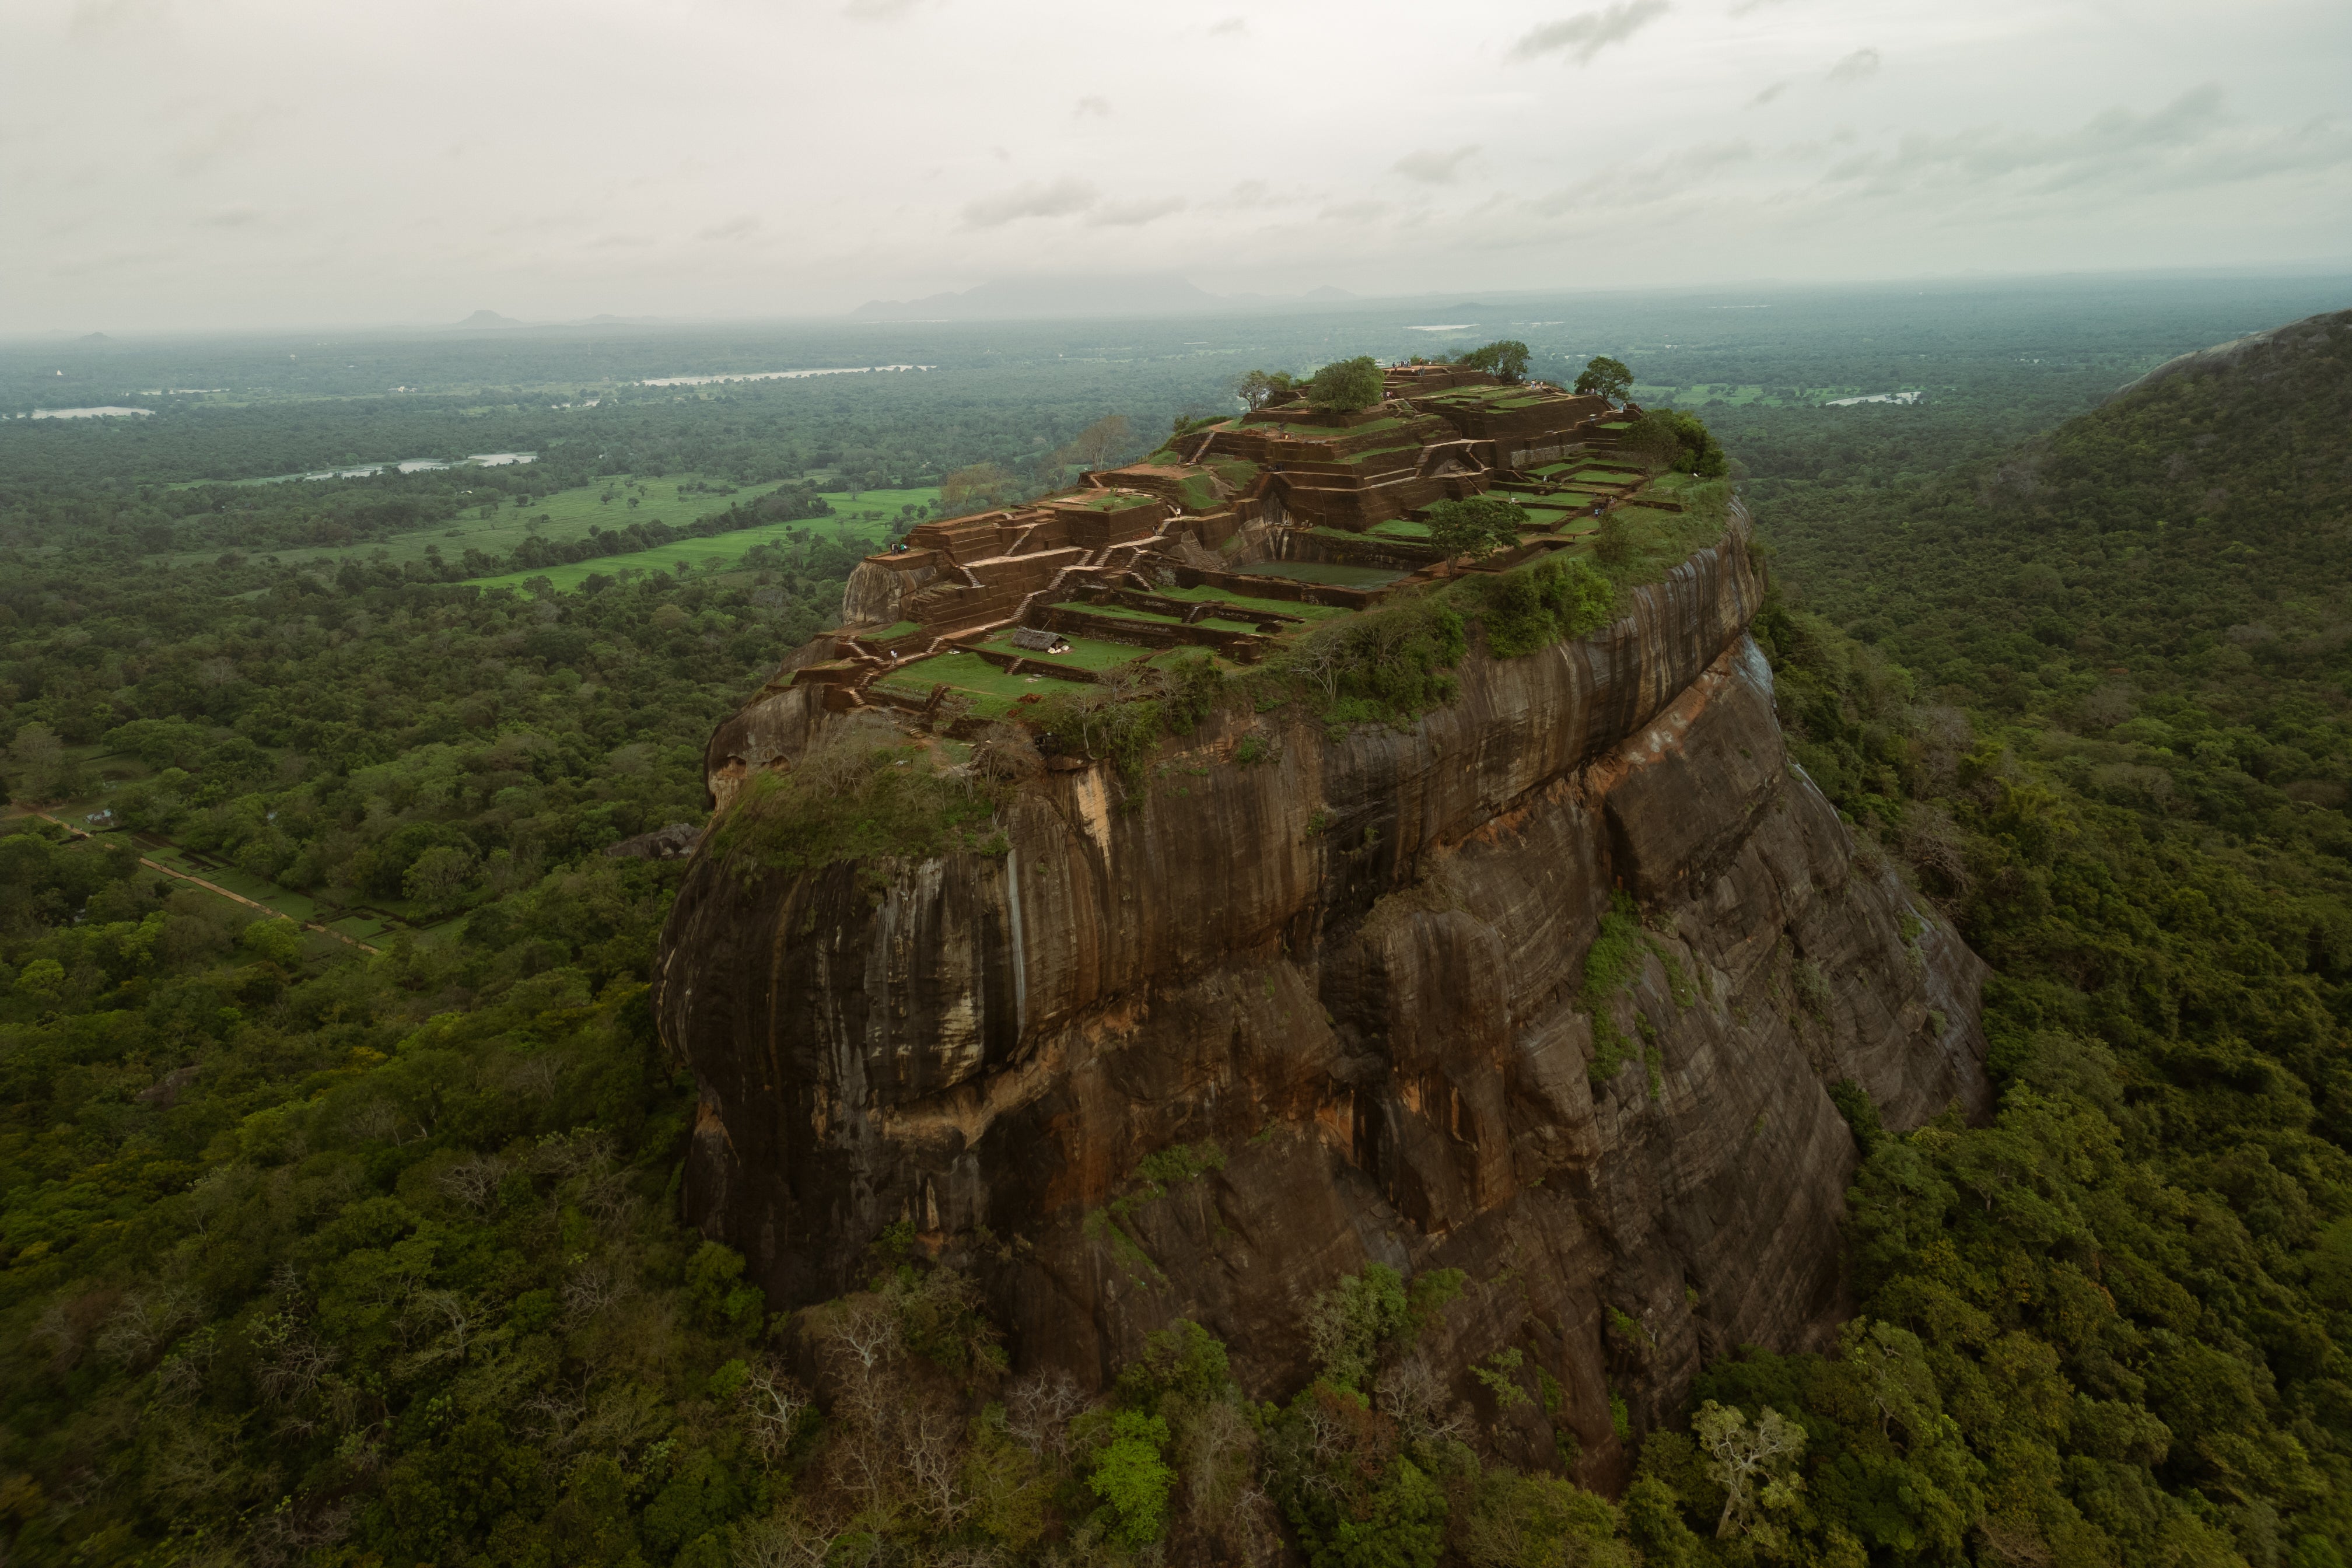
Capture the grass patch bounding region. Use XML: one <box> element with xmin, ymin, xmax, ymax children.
<box><xmin>1236</xmin><ymin>560</ymin><xmax>1405</xmax><ymax>589</ymax></box>
<box><xmin>1054</xmin><ymin>601</ymin><xmax>1267</xmax><ymax>636</ymax></box>
<box><xmin>1056</xmin><ymin>601</ymin><xmax>1186</xmax><ymax>627</ymax></box>
<box><xmin>1154</xmin><ymin>584</ymin><xmax>1352</xmax><ymax>622</ymax></box>
<box><xmin>1591</xmin><ymin>482</ymin><xmax>1732</xmax><ymax>590</ymax></box>
<box><xmin>1175</xmin><ymin>473</ymin><xmax>1223</xmax><ymax>512</ymax></box>
<box><xmin>873</xmin><ymin>652</ymin><xmax>1083</xmax><ymax>716</ymax></box>
<box><xmin>1582</xmin><ymin>894</ymin><xmax>1646</xmax><ymax>1086</ymax></box>
<box><xmin>1060</xmin><ymin>491</ymin><xmax>1158</xmax><ymax>512</ymax></box>
<box><xmin>977</xmin><ymin>629</ymin><xmax>1153</xmax><ymax>673</ymax></box>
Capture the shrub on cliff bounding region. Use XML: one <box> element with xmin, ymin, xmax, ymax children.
<box><xmin>1026</xmin><ymin>654</ymin><xmax>1224</xmax><ymax>795</ymax></box>
<box><xmin>709</xmin><ymin>719</ymin><xmax>1005</xmax><ymax>876</ymax></box>
<box><xmin>1280</xmin><ymin>595</ymin><xmax>1467</xmax><ymax>730</ymax></box>
<box><xmin>1474</xmin><ymin>556</ymin><xmax>1619</xmax><ymax>658</ymax></box>
<box><xmin>1623</xmin><ymin>410</ymin><xmax>1728</xmax><ymax>478</ymax></box>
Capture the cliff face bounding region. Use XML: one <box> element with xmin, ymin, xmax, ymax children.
<box><xmin>655</xmin><ymin>519</ymin><xmax>1991</xmax><ymax>1483</ymax></box>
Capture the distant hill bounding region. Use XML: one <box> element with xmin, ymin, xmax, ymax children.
<box><xmin>453</xmin><ymin>309</ymin><xmax>528</xmax><ymax>330</ymax></box>
<box><xmin>1771</xmin><ymin>306</ymin><xmax>2352</xmax><ymax>823</ymax></box>
<box><xmin>849</xmin><ymin>275</ymin><xmax>1363</xmax><ymax>321</ymax></box>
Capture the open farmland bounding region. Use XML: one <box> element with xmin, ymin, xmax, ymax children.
<box><xmin>156</xmin><ymin>471</ymin><xmax>811</xmax><ymax>570</ymax></box>
<box><xmin>466</xmin><ymin>485</ymin><xmax>940</xmax><ymax>593</ymax></box>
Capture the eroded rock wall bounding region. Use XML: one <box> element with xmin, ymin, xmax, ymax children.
<box><xmin>653</xmin><ymin>520</ymin><xmax>1991</xmax><ymax>1485</ymax></box>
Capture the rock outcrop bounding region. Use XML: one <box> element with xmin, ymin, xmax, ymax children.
<box><xmin>654</xmin><ymin>514</ymin><xmax>1991</xmax><ymax>1486</ymax></box>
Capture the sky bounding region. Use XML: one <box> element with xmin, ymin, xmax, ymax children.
<box><xmin>4</xmin><ymin>0</ymin><xmax>2349</xmax><ymax>331</ymax></box>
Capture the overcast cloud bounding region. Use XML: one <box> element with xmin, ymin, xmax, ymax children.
<box><xmin>2</xmin><ymin>0</ymin><xmax>2347</xmax><ymax>330</ymax></box>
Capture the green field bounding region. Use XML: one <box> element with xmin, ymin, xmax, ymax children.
<box><xmin>468</xmin><ymin>486</ymin><xmax>940</xmax><ymax>593</ymax></box>
<box><xmin>159</xmin><ymin>471</ymin><xmax>941</xmax><ymax>584</ymax></box>
<box><xmin>159</xmin><ymin>471</ymin><xmax>821</xmax><ymax>570</ymax></box>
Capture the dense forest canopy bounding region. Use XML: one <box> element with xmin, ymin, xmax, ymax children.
<box><xmin>1</xmin><ymin>280</ymin><xmax>2350</xmax><ymax>1567</ymax></box>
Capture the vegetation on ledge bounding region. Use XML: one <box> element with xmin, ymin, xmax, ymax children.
<box><xmin>706</xmin><ymin>718</ymin><xmax>1008</xmax><ymax>878</ymax></box>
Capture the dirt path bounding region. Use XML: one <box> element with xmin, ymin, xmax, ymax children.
<box><xmin>23</xmin><ymin>811</ymin><xmax>382</xmax><ymax>956</ymax></box>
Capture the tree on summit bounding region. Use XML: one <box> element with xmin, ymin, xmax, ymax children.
<box><xmin>1575</xmin><ymin>355</ymin><xmax>1633</xmax><ymax>404</ymax></box>
<box><xmin>1306</xmin><ymin>356</ymin><xmax>1385</xmax><ymax>413</ymax></box>
<box><xmin>1233</xmin><ymin>368</ymin><xmax>1299</xmax><ymax>410</ymax></box>
<box><xmin>1456</xmin><ymin>339</ymin><xmax>1531</xmax><ymax>384</ymax></box>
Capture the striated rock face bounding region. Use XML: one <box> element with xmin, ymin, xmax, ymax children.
<box><xmin>654</xmin><ymin>518</ymin><xmax>1990</xmax><ymax>1485</ymax></box>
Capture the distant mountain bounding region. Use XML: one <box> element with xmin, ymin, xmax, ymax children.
<box><xmin>453</xmin><ymin>309</ymin><xmax>529</xmax><ymax>330</ymax></box>
<box><xmin>849</xmin><ymin>275</ymin><xmax>1366</xmax><ymax>321</ymax></box>
<box><xmin>850</xmin><ymin>275</ymin><xmax>1221</xmax><ymax>321</ymax></box>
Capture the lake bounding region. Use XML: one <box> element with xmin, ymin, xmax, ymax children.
<box><xmin>639</xmin><ymin>365</ymin><xmax>935</xmax><ymax>387</ymax></box>
<box><xmin>240</xmin><ymin>452</ymin><xmax>538</xmax><ymax>484</ymax></box>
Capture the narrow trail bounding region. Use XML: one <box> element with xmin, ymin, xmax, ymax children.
<box><xmin>22</xmin><ymin>810</ymin><xmax>383</xmax><ymax>956</ymax></box>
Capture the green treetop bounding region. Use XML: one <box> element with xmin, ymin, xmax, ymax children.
<box><xmin>1306</xmin><ymin>356</ymin><xmax>1385</xmax><ymax>413</ymax></box>
<box><xmin>1574</xmin><ymin>355</ymin><xmax>1633</xmax><ymax>403</ymax></box>
<box><xmin>1233</xmin><ymin>368</ymin><xmax>1299</xmax><ymax>411</ymax></box>
<box><xmin>1457</xmin><ymin>339</ymin><xmax>1531</xmax><ymax>384</ymax></box>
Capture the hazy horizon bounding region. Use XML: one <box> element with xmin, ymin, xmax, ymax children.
<box><xmin>6</xmin><ymin>0</ymin><xmax>2349</xmax><ymax>335</ymax></box>
<box><xmin>6</xmin><ymin>263</ymin><xmax>2349</xmax><ymax>345</ymax></box>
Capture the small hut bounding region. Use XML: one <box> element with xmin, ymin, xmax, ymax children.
<box><xmin>1010</xmin><ymin>626</ymin><xmax>1071</xmax><ymax>654</ymax></box>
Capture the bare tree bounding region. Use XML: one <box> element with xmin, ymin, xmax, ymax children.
<box><xmin>96</xmin><ymin>1283</ymin><xmax>203</xmax><ymax>1368</ymax></box>
<box><xmin>902</xmin><ymin>1400</ymin><xmax>972</xmax><ymax>1532</ymax></box>
<box><xmin>1004</xmin><ymin>1368</ymin><xmax>1088</xmax><ymax>1458</ymax></box>
<box><xmin>243</xmin><ymin>1496</ymin><xmax>356</xmax><ymax>1568</ymax></box>
<box><xmin>523</xmin><ymin>1381</ymin><xmax>592</xmax><ymax>1452</ymax></box>
<box><xmin>510</xmin><ymin>1049</ymin><xmax>568</xmax><ymax>1098</ymax></box>
<box><xmin>971</xmin><ymin>721</ymin><xmax>1044</xmax><ymax>782</ymax></box>
<box><xmin>436</xmin><ymin>1152</ymin><xmax>508</xmax><ymax>1213</ymax></box>
<box><xmin>1289</xmin><ymin>627</ymin><xmax>1348</xmax><ymax>704</ymax></box>
<box><xmin>1377</xmin><ymin>1355</ymin><xmax>1470</xmax><ymax>1446</ymax></box>
<box><xmin>733</xmin><ymin>1510</ymin><xmax>842</xmax><ymax>1568</ymax></box>
<box><xmin>1060</xmin><ymin>414</ymin><xmax>1132</xmax><ymax>473</ymax></box>
<box><xmin>561</xmin><ymin>1260</ymin><xmax>630</xmax><ymax>1328</ymax></box>
<box><xmin>250</xmin><ymin>1314</ymin><xmax>341</xmax><ymax>1406</ymax></box>
<box><xmin>824</xmin><ymin>1294</ymin><xmax>905</xmax><ymax>1380</ymax></box>
<box><xmin>738</xmin><ymin>1357</ymin><xmax>815</xmax><ymax>1466</ymax></box>
<box><xmin>579</xmin><ymin>1165</ymin><xmax>641</xmax><ymax>1234</ymax></box>
<box><xmin>410</xmin><ymin>1290</ymin><xmax>485</xmax><ymax>1363</ymax></box>
<box><xmin>155</xmin><ymin>1325</ymin><xmax>221</xmax><ymax>1404</ymax></box>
